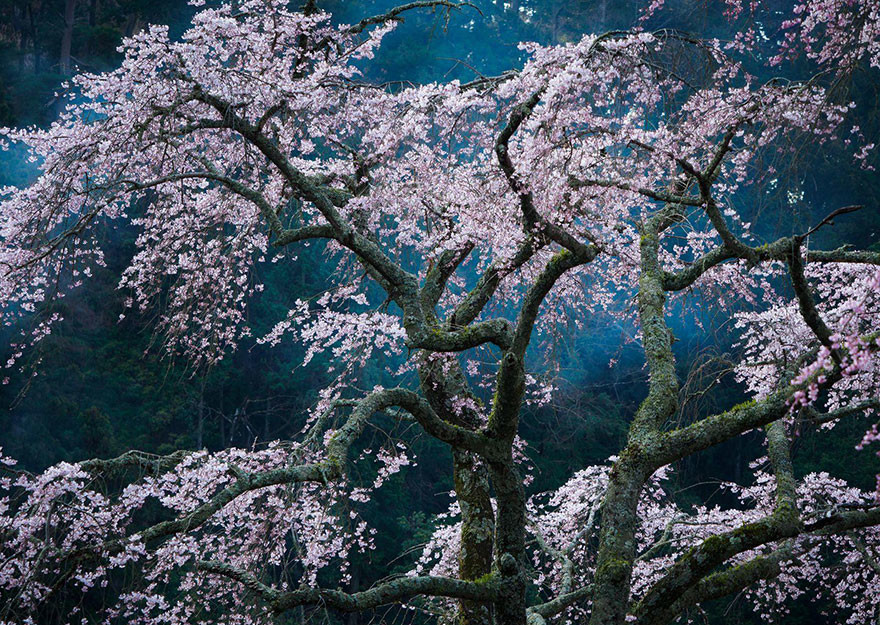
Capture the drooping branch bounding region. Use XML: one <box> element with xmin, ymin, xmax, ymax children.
<box><xmin>637</xmin><ymin>543</ymin><xmax>798</xmax><ymax>625</ymax></box>
<box><xmin>79</xmin><ymin>449</ymin><xmax>192</xmax><ymax>477</ymax></box>
<box><xmin>787</xmin><ymin>239</ymin><xmax>837</xmax><ymax>355</ymax></box>
<box><xmin>272</xmin><ymin>573</ymin><xmax>502</xmax><ymax>613</ymax></box>
<box><xmin>195</xmin><ymin>560</ymin><xmax>283</xmax><ymax>604</ymax></box>
<box><xmin>123</xmin><ymin>462</ymin><xmax>336</xmax><ymax>550</ymax></box>
<box><xmin>849</xmin><ymin>532</ymin><xmax>880</xmax><ymax>575</ymax></box>
<box><xmin>117</xmin><ymin>166</ymin><xmax>286</xmax><ymax>241</ymax></box>
<box><xmin>636</xmin><ymin>513</ymin><xmax>687</xmax><ymax>562</ymax></box>
<box><xmin>83</xmin><ymin>388</ymin><xmax>446</xmax><ymax>558</ymax></box>
<box><xmin>657</xmin><ymin>326</ymin><xmax>880</xmax><ymax>464</ymax></box>
<box><xmin>530</xmin><ymin>490</ymin><xmax>602</xmax><ymax>597</ymax></box>
<box><xmin>196</xmin><ymin>560</ymin><xmax>502</xmax><ymax>614</ymax></box>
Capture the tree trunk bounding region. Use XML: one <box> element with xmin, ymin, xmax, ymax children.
<box><xmin>590</xmin><ymin>206</ymin><xmax>683</xmax><ymax>625</ymax></box>
<box><xmin>16</xmin><ymin>5</ymin><xmax>27</xmax><ymax>74</ymax></box>
<box><xmin>453</xmin><ymin>450</ymin><xmax>495</xmax><ymax>625</ymax></box>
<box><xmin>263</xmin><ymin>397</ymin><xmax>270</xmax><ymax>442</ymax></box>
<box><xmin>418</xmin><ymin>354</ymin><xmax>495</xmax><ymax>625</ymax></box>
<box><xmin>598</xmin><ymin>0</ymin><xmax>608</xmax><ymax>28</ymax></box>
<box><xmin>59</xmin><ymin>0</ymin><xmax>76</xmax><ymax>74</ymax></box>
<box><xmin>196</xmin><ymin>377</ymin><xmax>206</xmax><ymax>449</ymax></box>
<box><xmin>347</xmin><ymin>567</ymin><xmax>360</xmax><ymax>625</ymax></box>
<box><xmin>88</xmin><ymin>0</ymin><xmax>99</xmax><ymax>27</ymax></box>
<box><xmin>551</xmin><ymin>5</ymin><xmax>563</xmax><ymax>44</ymax></box>
<box><xmin>588</xmin><ymin>455</ymin><xmax>648</xmax><ymax>625</ymax></box>
<box><xmin>28</xmin><ymin>3</ymin><xmax>40</xmax><ymax>74</ymax></box>
<box><xmin>123</xmin><ymin>12</ymin><xmax>141</xmax><ymax>38</ymax></box>
<box><xmin>489</xmin><ymin>460</ymin><xmax>527</xmax><ymax>625</ymax></box>
<box><xmin>84</xmin><ymin>0</ymin><xmax>99</xmax><ymax>56</ymax></box>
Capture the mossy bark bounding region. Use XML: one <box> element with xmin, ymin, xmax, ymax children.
<box><xmin>453</xmin><ymin>450</ymin><xmax>495</xmax><ymax>625</ymax></box>
<box><xmin>589</xmin><ymin>207</ymin><xmax>682</xmax><ymax>625</ymax></box>
<box><xmin>418</xmin><ymin>354</ymin><xmax>495</xmax><ymax>625</ymax></box>
<box><xmin>489</xmin><ymin>459</ymin><xmax>528</xmax><ymax>625</ymax></box>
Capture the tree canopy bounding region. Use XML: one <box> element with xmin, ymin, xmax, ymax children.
<box><xmin>1</xmin><ymin>1</ymin><xmax>879</xmax><ymax>625</ymax></box>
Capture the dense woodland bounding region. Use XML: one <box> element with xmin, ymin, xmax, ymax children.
<box><xmin>0</xmin><ymin>1</ymin><xmax>879</xmax><ymax>624</ymax></box>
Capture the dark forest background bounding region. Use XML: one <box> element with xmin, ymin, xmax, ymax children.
<box><xmin>0</xmin><ymin>1</ymin><xmax>878</xmax><ymax>623</ymax></box>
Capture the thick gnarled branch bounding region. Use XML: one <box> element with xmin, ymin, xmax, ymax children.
<box><xmin>197</xmin><ymin>560</ymin><xmax>502</xmax><ymax>615</ymax></box>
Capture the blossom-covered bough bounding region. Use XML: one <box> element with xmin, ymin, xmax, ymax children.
<box><xmin>1</xmin><ymin>0</ymin><xmax>879</xmax><ymax>624</ymax></box>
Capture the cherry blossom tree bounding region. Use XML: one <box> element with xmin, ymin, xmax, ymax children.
<box><xmin>1</xmin><ymin>1</ymin><xmax>879</xmax><ymax>624</ymax></box>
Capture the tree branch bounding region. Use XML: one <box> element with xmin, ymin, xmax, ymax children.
<box><xmin>79</xmin><ymin>449</ymin><xmax>191</xmax><ymax>477</ymax></box>
<box><xmin>802</xmin><ymin>397</ymin><xmax>880</xmax><ymax>426</ymax></box>
<box><xmin>345</xmin><ymin>1</ymin><xmax>478</xmax><ymax>36</ymax></box>
<box><xmin>197</xmin><ymin>560</ymin><xmax>501</xmax><ymax>614</ymax></box>
<box><xmin>272</xmin><ymin>574</ymin><xmax>501</xmax><ymax>613</ymax></box>
<box><xmin>451</xmin><ymin>235</ymin><xmax>542</xmax><ymax>328</ymax></box>
<box><xmin>372</xmin><ymin>388</ymin><xmax>493</xmax><ymax>455</ymax></box>
<box><xmin>526</xmin><ymin>585</ymin><xmax>593</xmax><ymax>624</ymax></box>
<box><xmin>190</xmin><ymin>87</ymin><xmax>423</xmax><ymax>313</ymax></box>
<box><xmin>635</xmin><ymin>420</ymin><xmax>801</xmax><ymax>621</ymax></box>
<box><xmin>567</xmin><ymin>175</ymin><xmax>703</xmax><ymax>207</ymax></box>
<box><xmin>510</xmin><ymin>246</ymin><xmax>598</xmax><ymax>358</ymax></box>
<box><xmin>787</xmin><ymin>239</ymin><xmax>838</xmax><ymax>356</ymax></box>
<box><xmin>637</xmin><ymin>543</ymin><xmax>797</xmax><ymax>625</ymax></box>
<box><xmin>494</xmin><ymin>90</ymin><xmax>594</xmax><ymax>258</ymax></box>
<box><xmin>85</xmin><ymin>388</ymin><xmax>434</xmax><ymax>559</ymax></box>
<box><xmin>421</xmin><ymin>244</ymin><xmax>474</xmax><ymax>311</ymax></box>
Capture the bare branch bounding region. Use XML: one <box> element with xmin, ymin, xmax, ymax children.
<box><xmin>803</xmin><ymin>397</ymin><xmax>880</xmax><ymax>426</ymax></box>
<box><xmin>345</xmin><ymin>1</ymin><xmax>479</xmax><ymax>36</ymax></box>
<box><xmin>802</xmin><ymin>205</ymin><xmax>864</xmax><ymax>239</ymax></box>
<box><xmin>787</xmin><ymin>239</ymin><xmax>838</xmax><ymax>356</ymax></box>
